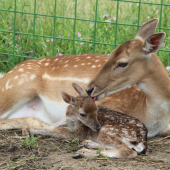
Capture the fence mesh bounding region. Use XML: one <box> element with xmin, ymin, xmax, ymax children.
<box><xmin>0</xmin><ymin>0</ymin><xmax>170</xmax><ymax>71</ymax></box>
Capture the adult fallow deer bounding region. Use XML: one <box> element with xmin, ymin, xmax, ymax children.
<box><xmin>0</xmin><ymin>18</ymin><xmax>168</xmax><ymax>138</ymax></box>
<box><xmin>23</xmin><ymin>83</ymin><xmax>148</xmax><ymax>159</ymax></box>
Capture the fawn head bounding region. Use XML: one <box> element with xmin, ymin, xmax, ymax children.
<box><xmin>61</xmin><ymin>83</ymin><xmax>101</xmax><ymax>131</ymax></box>
<box><xmin>86</xmin><ymin>18</ymin><xmax>166</xmax><ymax>101</ymax></box>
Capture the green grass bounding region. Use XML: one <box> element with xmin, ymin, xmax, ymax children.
<box><xmin>0</xmin><ymin>0</ymin><xmax>170</xmax><ymax>72</ymax></box>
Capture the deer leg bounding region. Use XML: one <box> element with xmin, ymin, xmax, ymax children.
<box><xmin>51</xmin><ymin>117</ymin><xmax>67</xmax><ymax>127</ymax></box>
<box><xmin>158</xmin><ymin>123</ymin><xmax>170</xmax><ymax>137</ymax></box>
<box><xmin>79</xmin><ymin>140</ymin><xmax>105</xmax><ymax>149</ymax></box>
<box><xmin>0</xmin><ymin>117</ymin><xmax>43</xmax><ymax>130</ymax></box>
<box><xmin>23</xmin><ymin>126</ymin><xmax>74</xmax><ymax>139</ymax></box>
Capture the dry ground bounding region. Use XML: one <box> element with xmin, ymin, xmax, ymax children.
<box><xmin>0</xmin><ymin>130</ymin><xmax>170</xmax><ymax>170</ymax></box>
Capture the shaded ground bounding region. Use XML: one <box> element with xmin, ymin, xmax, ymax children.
<box><xmin>0</xmin><ymin>130</ymin><xmax>170</xmax><ymax>170</ymax></box>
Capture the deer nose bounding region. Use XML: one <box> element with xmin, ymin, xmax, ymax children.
<box><xmin>86</xmin><ymin>88</ymin><xmax>94</xmax><ymax>96</ymax></box>
<box><xmin>93</xmin><ymin>123</ymin><xmax>101</xmax><ymax>130</ymax></box>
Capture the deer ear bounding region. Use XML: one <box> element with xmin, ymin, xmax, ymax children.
<box><xmin>61</xmin><ymin>91</ymin><xmax>76</xmax><ymax>105</ymax></box>
<box><xmin>143</xmin><ymin>33</ymin><xmax>166</xmax><ymax>54</ymax></box>
<box><xmin>135</xmin><ymin>18</ymin><xmax>158</xmax><ymax>41</ymax></box>
<box><xmin>108</xmin><ymin>49</ymin><xmax>116</xmax><ymax>60</ymax></box>
<box><xmin>72</xmin><ymin>83</ymin><xmax>85</xmax><ymax>95</ymax></box>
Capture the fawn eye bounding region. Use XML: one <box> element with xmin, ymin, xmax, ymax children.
<box><xmin>131</xmin><ymin>141</ymin><xmax>138</xmax><ymax>145</ymax></box>
<box><xmin>118</xmin><ymin>63</ymin><xmax>128</xmax><ymax>67</ymax></box>
<box><xmin>80</xmin><ymin>113</ymin><xmax>86</xmax><ymax>117</ymax></box>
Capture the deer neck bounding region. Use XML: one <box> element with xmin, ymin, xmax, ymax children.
<box><xmin>66</xmin><ymin>106</ymin><xmax>81</xmax><ymax>131</ymax></box>
<box><xmin>137</xmin><ymin>54</ymin><xmax>170</xmax><ymax>117</ymax></box>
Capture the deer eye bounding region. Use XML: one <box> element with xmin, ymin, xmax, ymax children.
<box><xmin>80</xmin><ymin>113</ymin><xmax>86</xmax><ymax>117</ymax></box>
<box><xmin>118</xmin><ymin>63</ymin><xmax>128</xmax><ymax>67</ymax></box>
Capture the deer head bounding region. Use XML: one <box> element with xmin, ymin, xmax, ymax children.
<box><xmin>61</xmin><ymin>83</ymin><xmax>101</xmax><ymax>131</ymax></box>
<box><xmin>86</xmin><ymin>18</ymin><xmax>166</xmax><ymax>101</ymax></box>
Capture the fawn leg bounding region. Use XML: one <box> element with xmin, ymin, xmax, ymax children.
<box><xmin>79</xmin><ymin>140</ymin><xmax>105</xmax><ymax>149</ymax></box>
<box><xmin>0</xmin><ymin>117</ymin><xmax>43</xmax><ymax>130</ymax></box>
<box><xmin>23</xmin><ymin>126</ymin><xmax>74</xmax><ymax>139</ymax></box>
<box><xmin>75</xmin><ymin>129</ymin><xmax>137</xmax><ymax>159</ymax></box>
<box><xmin>75</xmin><ymin>146</ymin><xmax>137</xmax><ymax>159</ymax></box>
<box><xmin>158</xmin><ymin>123</ymin><xmax>170</xmax><ymax>137</ymax></box>
<box><xmin>97</xmin><ymin>130</ymin><xmax>137</xmax><ymax>158</ymax></box>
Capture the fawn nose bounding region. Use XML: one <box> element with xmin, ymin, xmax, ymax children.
<box><xmin>86</xmin><ymin>88</ymin><xmax>94</xmax><ymax>96</ymax></box>
<box><xmin>93</xmin><ymin>123</ymin><xmax>101</xmax><ymax>130</ymax></box>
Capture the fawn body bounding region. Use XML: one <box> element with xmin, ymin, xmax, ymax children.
<box><xmin>24</xmin><ymin>83</ymin><xmax>148</xmax><ymax>159</ymax></box>
<box><xmin>0</xmin><ymin>18</ymin><xmax>169</xmax><ymax>138</ymax></box>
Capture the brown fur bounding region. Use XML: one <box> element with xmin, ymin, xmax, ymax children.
<box><xmin>24</xmin><ymin>85</ymin><xmax>148</xmax><ymax>159</ymax></box>
<box><xmin>0</xmin><ymin>19</ymin><xmax>169</xmax><ymax>138</ymax></box>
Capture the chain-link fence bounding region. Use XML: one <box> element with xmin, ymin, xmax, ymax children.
<box><xmin>0</xmin><ymin>0</ymin><xmax>170</xmax><ymax>71</ymax></box>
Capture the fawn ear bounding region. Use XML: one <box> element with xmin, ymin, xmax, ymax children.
<box><xmin>135</xmin><ymin>18</ymin><xmax>158</xmax><ymax>41</ymax></box>
<box><xmin>143</xmin><ymin>32</ymin><xmax>165</xmax><ymax>54</ymax></box>
<box><xmin>61</xmin><ymin>91</ymin><xmax>76</xmax><ymax>105</ymax></box>
<box><xmin>72</xmin><ymin>83</ymin><xmax>85</xmax><ymax>95</ymax></box>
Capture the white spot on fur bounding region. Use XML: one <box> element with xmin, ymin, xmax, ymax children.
<box><xmin>55</xmin><ymin>58</ymin><xmax>58</xmax><ymax>61</ymax></box>
<box><xmin>87</xmin><ymin>56</ymin><xmax>91</xmax><ymax>59</ymax></box>
<box><xmin>21</xmin><ymin>74</ymin><xmax>27</xmax><ymax>78</ymax></box>
<box><xmin>28</xmin><ymin>67</ymin><xmax>32</xmax><ymax>69</ymax></box>
<box><xmin>98</xmin><ymin>64</ymin><xmax>101</xmax><ymax>67</ymax></box>
<box><xmin>8</xmin><ymin>70</ymin><xmax>13</xmax><ymax>73</ymax></box>
<box><xmin>14</xmin><ymin>76</ymin><xmax>19</xmax><ymax>79</ymax></box>
<box><xmin>30</xmin><ymin>75</ymin><xmax>36</xmax><ymax>80</ymax></box>
<box><xmin>45</xmin><ymin>63</ymin><xmax>49</xmax><ymax>66</ymax></box>
<box><xmin>81</xmin><ymin>63</ymin><xmax>85</xmax><ymax>65</ymax></box>
<box><xmin>88</xmin><ymin>63</ymin><xmax>91</xmax><ymax>65</ymax></box>
<box><xmin>137</xmin><ymin>123</ymin><xmax>143</xmax><ymax>128</ymax></box>
<box><xmin>92</xmin><ymin>65</ymin><xmax>96</xmax><ymax>68</ymax></box>
<box><xmin>42</xmin><ymin>73</ymin><xmax>90</xmax><ymax>83</ymax></box>
<box><xmin>106</xmin><ymin>131</ymin><xmax>114</xmax><ymax>136</ymax></box>
<box><xmin>18</xmin><ymin>79</ymin><xmax>24</xmax><ymax>85</ymax></box>
<box><xmin>21</xmin><ymin>64</ymin><xmax>24</xmax><ymax>66</ymax></box>
<box><xmin>19</xmin><ymin>68</ymin><xmax>24</xmax><ymax>72</ymax></box>
<box><xmin>5</xmin><ymin>80</ymin><xmax>13</xmax><ymax>90</ymax></box>
<box><xmin>64</xmin><ymin>64</ymin><xmax>68</xmax><ymax>67</ymax></box>
<box><xmin>52</xmin><ymin>67</ymin><xmax>55</xmax><ymax>70</ymax></box>
<box><xmin>95</xmin><ymin>60</ymin><xmax>99</xmax><ymax>62</ymax></box>
<box><xmin>74</xmin><ymin>65</ymin><xmax>78</xmax><ymax>68</ymax></box>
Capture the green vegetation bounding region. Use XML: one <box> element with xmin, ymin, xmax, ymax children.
<box><xmin>0</xmin><ymin>0</ymin><xmax>170</xmax><ymax>72</ymax></box>
<box><xmin>20</xmin><ymin>135</ymin><xmax>41</xmax><ymax>148</ymax></box>
<box><xmin>96</xmin><ymin>148</ymin><xmax>109</xmax><ymax>160</ymax></box>
<box><xmin>63</xmin><ymin>133</ymin><xmax>79</xmax><ymax>152</ymax></box>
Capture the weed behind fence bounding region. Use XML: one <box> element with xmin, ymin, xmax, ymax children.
<box><xmin>0</xmin><ymin>0</ymin><xmax>170</xmax><ymax>72</ymax></box>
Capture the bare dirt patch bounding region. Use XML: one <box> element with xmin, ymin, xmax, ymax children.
<box><xmin>0</xmin><ymin>130</ymin><xmax>170</xmax><ymax>170</ymax></box>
